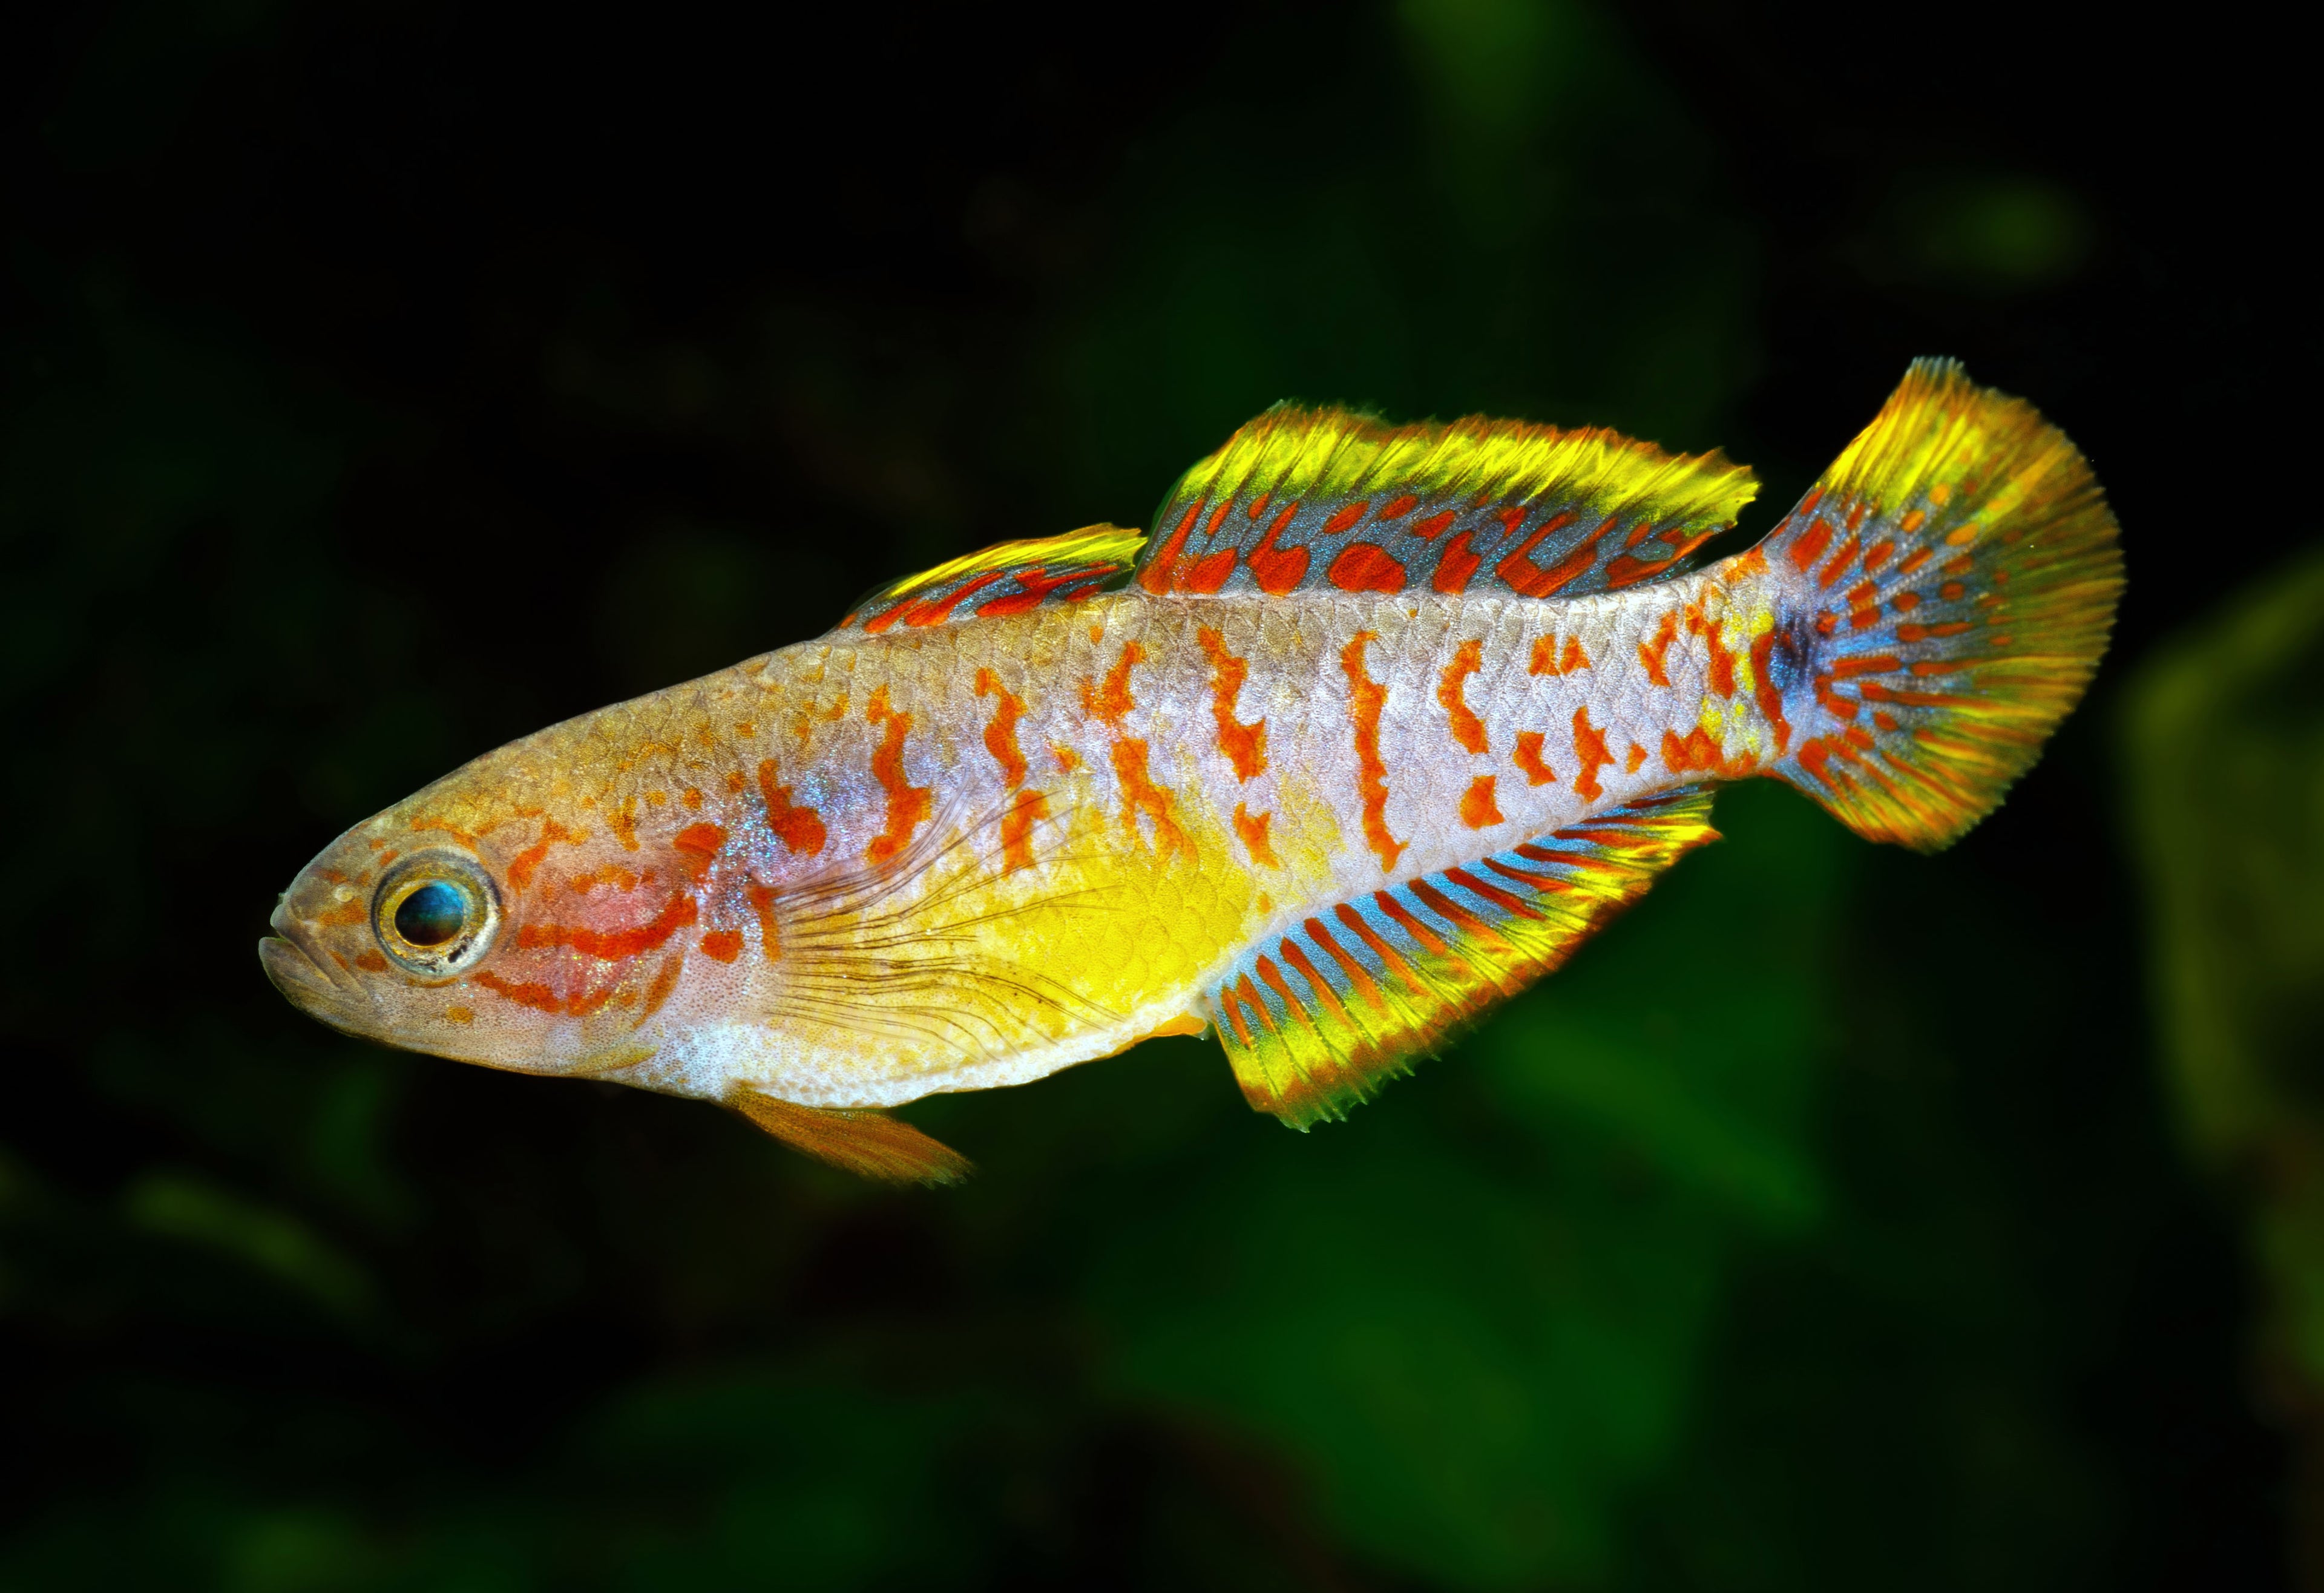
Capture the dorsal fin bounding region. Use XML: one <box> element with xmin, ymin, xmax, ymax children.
<box><xmin>839</xmin><ymin>525</ymin><xmax>1144</xmax><ymax>633</ymax></box>
<box><xmin>1210</xmin><ymin>786</ymin><xmax>1719</xmax><ymax>1128</ymax></box>
<box><xmin>1136</xmin><ymin>406</ymin><xmax>1758</xmax><ymax>601</ymax></box>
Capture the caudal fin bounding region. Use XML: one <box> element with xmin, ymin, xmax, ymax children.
<box><xmin>1754</xmin><ymin>359</ymin><xmax>2122</xmax><ymax>851</ymax></box>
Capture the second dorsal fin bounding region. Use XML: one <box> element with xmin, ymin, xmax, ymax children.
<box><xmin>1137</xmin><ymin>406</ymin><xmax>1758</xmax><ymax>601</ymax></box>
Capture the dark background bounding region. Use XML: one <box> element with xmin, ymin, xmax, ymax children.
<box><xmin>2</xmin><ymin>1</ymin><xmax>2314</xmax><ymax>1588</ymax></box>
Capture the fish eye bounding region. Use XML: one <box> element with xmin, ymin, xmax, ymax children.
<box><xmin>372</xmin><ymin>851</ymin><xmax>501</xmax><ymax>979</ymax></box>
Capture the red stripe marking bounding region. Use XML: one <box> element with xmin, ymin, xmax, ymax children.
<box><xmin>1445</xmin><ymin>866</ymin><xmax>1541</xmax><ymax>919</ymax></box>
<box><xmin>1513</xmin><ymin>729</ymin><xmax>1557</xmax><ymax>785</ymax></box>
<box><xmin>1437</xmin><ymin>639</ymin><xmax>1488</xmax><ymax>754</ymax></box>
<box><xmin>1374</xmin><ymin>890</ymin><xmax>1451</xmax><ymax>957</ymax></box>
<box><xmin>1430</xmin><ymin>530</ymin><xmax>1483</xmax><ymax>594</ymax></box>
<box><xmin>1411</xmin><ymin>510</ymin><xmax>1456</xmax><ymax>539</ymax></box>
<box><xmin>1196</xmin><ymin>625</ymin><xmax>1269</xmax><ymax>780</ymax></box>
<box><xmin>1571</xmin><ymin>705</ymin><xmax>1613</xmax><ymax>800</ymax></box>
<box><xmin>1321</xmin><ymin>501</ymin><xmax>1370</xmax><ymax>536</ymax></box>
<box><xmin>1278</xmin><ymin>939</ymin><xmax>1354</xmax><ymax>1027</ymax></box>
<box><xmin>1458</xmin><ymin>774</ymin><xmax>1503</xmax><ymax>828</ymax></box>
<box><xmin>517</xmin><ymin>892</ymin><xmax>698</xmax><ymax>960</ymax></box>
<box><xmin>1497</xmin><ymin>511</ymin><xmax>1606</xmax><ymax>597</ymax></box>
<box><xmin>1249</xmin><ymin>507</ymin><xmax>1308</xmax><ymax>593</ymax></box>
<box><xmin>1305</xmin><ymin>918</ymin><xmax>1389</xmax><ymax>1013</ymax></box>
<box><xmin>1788</xmin><ymin>519</ymin><xmax>1833</xmax><ymax>572</ymax></box>
<box><xmin>973</xmin><ymin>668</ymin><xmax>1029</xmax><ymax>788</ymax></box>
<box><xmin>864</xmin><ymin>685</ymin><xmax>934</xmax><ymax>865</ymax></box>
<box><xmin>1340</xmin><ymin>632</ymin><xmax>1405</xmax><ymax>873</ymax></box>
<box><xmin>1380</xmin><ymin>494</ymin><xmax>1419</xmax><ymax>521</ymax></box>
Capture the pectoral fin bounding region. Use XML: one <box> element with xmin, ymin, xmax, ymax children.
<box><xmin>729</xmin><ymin>1086</ymin><xmax>972</xmax><ymax>1185</ymax></box>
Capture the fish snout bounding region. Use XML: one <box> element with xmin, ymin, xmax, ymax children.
<box><xmin>259</xmin><ymin>897</ymin><xmax>369</xmax><ymax>1019</ymax></box>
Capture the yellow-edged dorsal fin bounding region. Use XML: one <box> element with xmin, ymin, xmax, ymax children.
<box><xmin>1137</xmin><ymin>405</ymin><xmax>1757</xmax><ymax>600</ymax></box>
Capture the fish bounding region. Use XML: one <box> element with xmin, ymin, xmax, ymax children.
<box><xmin>261</xmin><ymin>359</ymin><xmax>2122</xmax><ymax>1183</ymax></box>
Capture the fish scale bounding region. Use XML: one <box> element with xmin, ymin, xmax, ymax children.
<box><xmin>261</xmin><ymin>360</ymin><xmax>2122</xmax><ymax>1181</ymax></box>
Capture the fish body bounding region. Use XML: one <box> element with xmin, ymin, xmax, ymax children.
<box><xmin>264</xmin><ymin>361</ymin><xmax>2122</xmax><ymax>1180</ymax></box>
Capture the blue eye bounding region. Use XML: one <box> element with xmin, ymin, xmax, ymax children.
<box><xmin>393</xmin><ymin>881</ymin><xmax>470</xmax><ymax>947</ymax></box>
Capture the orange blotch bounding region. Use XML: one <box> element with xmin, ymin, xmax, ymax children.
<box><xmin>1182</xmin><ymin>545</ymin><xmax>1238</xmax><ymax>593</ymax></box>
<box><xmin>352</xmin><ymin>950</ymin><xmax>389</xmax><ymax>973</ymax></box>
<box><xmin>1637</xmin><ymin>611</ymin><xmax>1679</xmax><ymax>688</ymax></box>
<box><xmin>645</xmin><ymin>790</ymin><xmax>669</xmax><ymax>807</ymax></box>
<box><xmin>864</xmin><ymin>686</ymin><xmax>933</xmax><ymax>866</ymax></box>
<box><xmin>1249</xmin><ymin>505</ymin><xmax>1308</xmax><ymax>593</ymax></box>
<box><xmin>724</xmin><ymin>770</ymin><xmax>747</xmax><ymax>794</ymax></box>
<box><xmin>1083</xmin><ymin>640</ymin><xmax>1144</xmax><ymax>729</ymax></box>
<box><xmin>608</xmin><ymin>802</ymin><xmax>640</xmax><ymax>852</ymax></box>
<box><xmin>1051</xmin><ymin>743</ymin><xmax>1081</xmax><ymax>774</ymax></box>
<box><xmin>1514</xmin><ymin>729</ymin><xmax>1558</xmax><ymax>786</ymax></box>
<box><xmin>1529</xmin><ymin>634</ymin><xmax>1562</xmax><ymax>675</ymax></box>
<box><xmin>1339</xmin><ymin>632</ymin><xmax>1406</xmax><ymax>875</ymax></box>
<box><xmin>1109</xmin><ymin>738</ymin><xmax>1192</xmax><ymax>859</ymax></box>
<box><xmin>973</xmin><ymin>668</ymin><xmax>1029</xmax><ymax>788</ymax></box>
<box><xmin>698</xmin><ymin>929</ymin><xmax>743</xmax><ymax>963</ymax></box>
<box><xmin>1900</xmin><ymin>508</ymin><xmax>1927</xmax><ymax>533</ymax></box>
<box><xmin>1624</xmin><ymin>742</ymin><xmax>1647</xmax><ymax>774</ymax></box>
<box><xmin>756</xmin><ymin>760</ymin><xmax>828</xmax><ymax>856</ymax></box>
<box><xmin>506</xmin><ymin>818</ymin><xmax>573</xmax><ymax>894</ymax></box>
<box><xmin>1233</xmin><ymin>802</ymin><xmax>1280</xmax><ymax>868</ymax></box>
<box><xmin>1662</xmin><ymin>726</ymin><xmax>1722</xmax><ymax>774</ymax></box>
<box><xmin>444</xmin><ymin>1006</ymin><xmax>474</xmax><ymax>1024</ymax></box>
<box><xmin>472</xmin><ymin>970</ymin><xmax>565</xmax><ymax>1014</ymax></box>
<box><xmin>1437</xmin><ymin>638</ymin><xmax>1489</xmax><ymax>754</ymax></box>
<box><xmin>999</xmin><ymin>788</ymin><xmax>1046</xmax><ymax>873</ymax></box>
<box><xmin>1570</xmin><ymin>706</ymin><xmax>1613</xmax><ymax>801</ymax></box>
<box><xmin>1560</xmin><ymin>636</ymin><xmax>1590</xmax><ymax>674</ymax></box>
<box><xmin>1327</xmin><ymin>542</ymin><xmax>1407</xmax><ymax>593</ymax></box>
<box><xmin>518</xmin><ymin>892</ymin><xmax>699</xmax><ymax>960</ymax></box>
<box><xmin>1196</xmin><ymin>626</ymin><xmax>1269</xmax><ymax>780</ymax></box>
<box><xmin>315</xmin><ymin>899</ymin><xmax>367</xmax><ymax>927</ymax></box>
<box><xmin>1459</xmin><ymin>775</ymin><xmax>1503</xmax><ymax>829</ymax></box>
<box><xmin>671</xmin><ymin>823</ymin><xmax>726</xmax><ymax>882</ymax></box>
<box><xmin>682</xmin><ymin>787</ymin><xmax>703</xmax><ymax>810</ymax></box>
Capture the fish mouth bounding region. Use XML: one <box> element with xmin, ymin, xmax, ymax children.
<box><xmin>259</xmin><ymin>901</ymin><xmax>369</xmax><ymax>1022</ymax></box>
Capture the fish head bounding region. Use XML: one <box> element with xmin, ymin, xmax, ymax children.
<box><xmin>258</xmin><ymin>728</ymin><xmax>750</xmax><ymax>1082</ymax></box>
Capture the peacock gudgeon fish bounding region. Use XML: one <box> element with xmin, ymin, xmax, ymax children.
<box><xmin>262</xmin><ymin>361</ymin><xmax>2122</xmax><ymax>1181</ymax></box>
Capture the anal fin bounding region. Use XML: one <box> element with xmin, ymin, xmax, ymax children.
<box><xmin>730</xmin><ymin>1086</ymin><xmax>972</xmax><ymax>1185</ymax></box>
<box><xmin>1209</xmin><ymin>786</ymin><xmax>1719</xmax><ymax>1129</ymax></box>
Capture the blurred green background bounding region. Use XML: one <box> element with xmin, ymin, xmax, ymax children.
<box><xmin>1</xmin><ymin>0</ymin><xmax>2314</xmax><ymax>1587</ymax></box>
